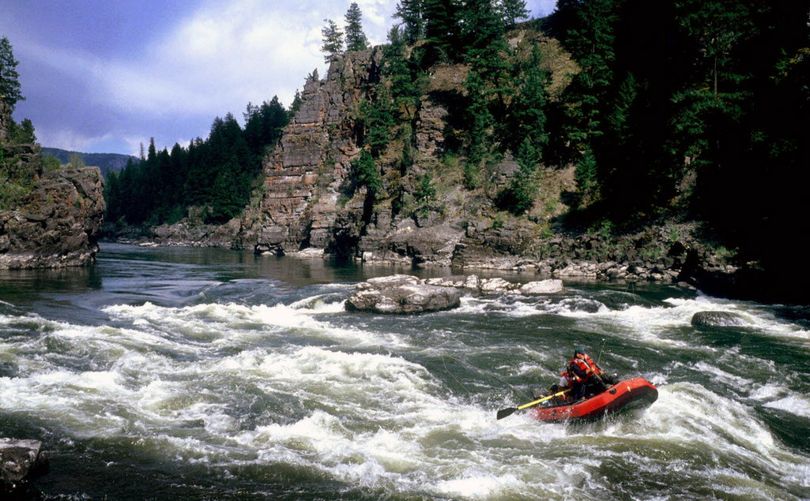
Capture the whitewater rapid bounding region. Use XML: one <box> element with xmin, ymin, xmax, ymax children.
<box><xmin>1</xmin><ymin>274</ymin><xmax>808</xmax><ymax>499</ymax></box>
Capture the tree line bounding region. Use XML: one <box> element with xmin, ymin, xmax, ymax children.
<box><xmin>104</xmin><ymin>98</ymin><xmax>290</xmax><ymax>226</ymax></box>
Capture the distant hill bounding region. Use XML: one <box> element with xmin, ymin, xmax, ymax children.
<box><xmin>42</xmin><ymin>147</ymin><xmax>138</xmax><ymax>177</ymax></box>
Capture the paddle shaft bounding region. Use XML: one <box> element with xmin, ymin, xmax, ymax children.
<box><xmin>517</xmin><ymin>389</ymin><xmax>570</xmax><ymax>410</ymax></box>
<box><xmin>496</xmin><ymin>389</ymin><xmax>570</xmax><ymax>419</ymax></box>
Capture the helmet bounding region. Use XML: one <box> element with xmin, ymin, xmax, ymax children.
<box><xmin>573</xmin><ymin>346</ymin><xmax>586</xmax><ymax>356</ymax></box>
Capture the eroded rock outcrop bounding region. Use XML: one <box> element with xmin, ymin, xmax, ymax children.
<box><xmin>0</xmin><ymin>164</ymin><xmax>104</xmax><ymax>269</ymax></box>
<box><xmin>239</xmin><ymin>49</ymin><xmax>383</xmax><ymax>255</ymax></box>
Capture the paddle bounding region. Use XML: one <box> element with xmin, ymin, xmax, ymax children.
<box><xmin>496</xmin><ymin>389</ymin><xmax>570</xmax><ymax>420</ymax></box>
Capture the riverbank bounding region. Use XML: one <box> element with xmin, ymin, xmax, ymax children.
<box><xmin>101</xmin><ymin>217</ymin><xmax>790</xmax><ymax>304</ymax></box>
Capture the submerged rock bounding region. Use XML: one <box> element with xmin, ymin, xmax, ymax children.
<box><xmin>346</xmin><ymin>274</ymin><xmax>461</xmax><ymax>314</ymax></box>
<box><xmin>0</xmin><ymin>438</ymin><xmax>48</xmax><ymax>489</ymax></box>
<box><xmin>691</xmin><ymin>311</ymin><xmax>749</xmax><ymax>328</ymax></box>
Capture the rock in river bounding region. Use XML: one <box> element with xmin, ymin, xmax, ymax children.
<box><xmin>519</xmin><ymin>279</ymin><xmax>564</xmax><ymax>295</ymax></box>
<box><xmin>691</xmin><ymin>311</ymin><xmax>749</xmax><ymax>328</ymax></box>
<box><xmin>1</xmin><ymin>438</ymin><xmax>48</xmax><ymax>489</ymax></box>
<box><xmin>346</xmin><ymin>274</ymin><xmax>461</xmax><ymax>314</ymax></box>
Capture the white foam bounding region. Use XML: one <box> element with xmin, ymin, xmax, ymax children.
<box><xmin>436</xmin><ymin>472</ymin><xmax>522</xmax><ymax>499</ymax></box>
<box><xmin>103</xmin><ymin>300</ymin><xmax>399</xmax><ymax>348</ymax></box>
<box><xmin>764</xmin><ymin>395</ymin><xmax>810</xmax><ymax>419</ymax></box>
<box><xmin>2</xmin><ymin>293</ymin><xmax>808</xmax><ymax>499</ymax></box>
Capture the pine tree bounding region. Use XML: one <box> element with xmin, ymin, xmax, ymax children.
<box><xmin>351</xmin><ymin>150</ymin><xmax>382</xmax><ymax>198</ymax></box>
<box><xmin>395</xmin><ymin>0</ymin><xmax>424</xmax><ymax>44</ymax></box>
<box><xmin>321</xmin><ymin>19</ymin><xmax>344</xmax><ymax>63</ymax></box>
<box><xmin>361</xmin><ymin>86</ymin><xmax>396</xmax><ymax>156</ymax></box>
<box><xmin>345</xmin><ymin>3</ymin><xmax>369</xmax><ymax>52</ymax></box>
<box><xmin>422</xmin><ymin>0</ymin><xmax>462</xmax><ymax>64</ymax></box>
<box><xmin>554</xmin><ymin>0</ymin><xmax>618</xmax><ymax>152</ymax></box>
<box><xmin>9</xmin><ymin>118</ymin><xmax>36</xmax><ymax>144</ymax></box>
<box><xmin>501</xmin><ymin>0</ymin><xmax>529</xmax><ymax>28</ymax></box>
<box><xmin>289</xmin><ymin>90</ymin><xmax>303</xmax><ymax>118</ymax></box>
<box><xmin>383</xmin><ymin>27</ymin><xmax>424</xmax><ymax>116</ymax></box>
<box><xmin>509</xmin><ymin>45</ymin><xmax>549</xmax><ymax>152</ymax></box>
<box><xmin>464</xmin><ymin>70</ymin><xmax>492</xmax><ymax>189</ymax></box>
<box><xmin>498</xmin><ymin>138</ymin><xmax>540</xmax><ymax>214</ymax></box>
<box><xmin>0</xmin><ymin>36</ymin><xmax>23</xmax><ymax>111</ymax></box>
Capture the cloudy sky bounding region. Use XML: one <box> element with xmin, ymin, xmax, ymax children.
<box><xmin>0</xmin><ymin>0</ymin><xmax>557</xmax><ymax>155</ymax></box>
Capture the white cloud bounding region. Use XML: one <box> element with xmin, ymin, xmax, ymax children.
<box><xmin>96</xmin><ymin>1</ymin><xmax>398</xmax><ymax>120</ymax></box>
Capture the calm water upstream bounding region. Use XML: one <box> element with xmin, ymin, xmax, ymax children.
<box><xmin>0</xmin><ymin>243</ymin><xmax>808</xmax><ymax>500</ymax></box>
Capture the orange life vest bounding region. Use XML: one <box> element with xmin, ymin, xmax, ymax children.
<box><xmin>568</xmin><ymin>353</ymin><xmax>603</xmax><ymax>382</ymax></box>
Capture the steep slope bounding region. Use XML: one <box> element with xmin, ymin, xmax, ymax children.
<box><xmin>231</xmin><ymin>38</ymin><xmax>739</xmax><ymax>293</ymax></box>
<box><xmin>239</xmin><ymin>48</ymin><xmax>383</xmax><ymax>255</ymax></box>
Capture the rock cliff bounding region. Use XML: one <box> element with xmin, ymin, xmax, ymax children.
<box><xmin>134</xmin><ymin>39</ymin><xmax>739</xmax><ymax>293</ymax></box>
<box><xmin>0</xmin><ymin>165</ymin><xmax>105</xmax><ymax>269</ymax></box>
<box><xmin>235</xmin><ymin>48</ymin><xmax>472</xmax><ymax>265</ymax></box>
<box><xmin>238</xmin><ymin>49</ymin><xmax>383</xmax><ymax>255</ymax></box>
<box><xmin>0</xmin><ymin>113</ymin><xmax>105</xmax><ymax>269</ymax></box>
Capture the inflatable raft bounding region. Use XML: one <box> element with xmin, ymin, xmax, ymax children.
<box><xmin>534</xmin><ymin>377</ymin><xmax>658</xmax><ymax>422</ymax></box>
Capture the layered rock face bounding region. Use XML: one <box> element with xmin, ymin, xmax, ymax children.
<box><xmin>238</xmin><ymin>49</ymin><xmax>468</xmax><ymax>266</ymax></box>
<box><xmin>0</xmin><ymin>154</ymin><xmax>105</xmax><ymax>269</ymax></box>
<box><xmin>239</xmin><ymin>49</ymin><xmax>382</xmax><ymax>255</ymax></box>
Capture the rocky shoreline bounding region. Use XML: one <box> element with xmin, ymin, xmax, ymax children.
<box><xmin>104</xmin><ymin>218</ymin><xmax>743</xmax><ymax>295</ymax></box>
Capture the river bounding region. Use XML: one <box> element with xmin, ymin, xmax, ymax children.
<box><xmin>0</xmin><ymin>243</ymin><xmax>808</xmax><ymax>500</ymax></box>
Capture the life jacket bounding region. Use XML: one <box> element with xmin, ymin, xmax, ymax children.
<box><xmin>580</xmin><ymin>353</ymin><xmax>604</xmax><ymax>376</ymax></box>
<box><xmin>568</xmin><ymin>353</ymin><xmax>603</xmax><ymax>382</ymax></box>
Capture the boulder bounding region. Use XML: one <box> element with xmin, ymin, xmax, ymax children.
<box><xmin>691</xmin><ymin>311</ymin><xmax>749</xmax><ymax>328</ymax></box>
<box><xmin>290</xmin><ymin>247</ymin><xmax>325</xmax><ymax>258</ymax></box>
<box><xmin>0</xmin><ymin>438</ymin><xmax>48</xmax><ymax>486</ymax></box>
<box><xmin>346</xmin><ymin>274</ymin><xmax>461</xmax><ymax>314</ymax></box>
<box><xmin>0</xmin><ymin>167</ymin><xmax>105</xmax><ymax>269</ymax></box>
<box><xmin>425</xmin><ymin>276</ymin><xmax>466</xmax><ymax>288</ymax></box>
<box><xmin>480</xmin><ymin>277</ymin><xmax>518</xmax><ymax>293</ymax></box>
<box><xmin>463</xmin><ymin>274</ymin><xmax>481</xmax><ymax>290</ymax></box>
<box><xmin>519</xmin><ymin>279</ymin><xmax>564</xmax><ymax>295</ymax></box>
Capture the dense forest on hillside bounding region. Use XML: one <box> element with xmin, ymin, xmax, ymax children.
<box><xmin>103</xmin><ymin>0</ymin><xmax>808</xmax><ymax>287</ymax></box>
<box><xmin>357</xmin><ymin>0</ymin><xmax>808</xmax><ymax>283</ymax></box>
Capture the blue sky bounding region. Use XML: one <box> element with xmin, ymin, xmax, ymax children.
<box><xmin>0</xmin><ymin>0</ymin><xmax>557</xmax><ymax>155</ymax></box>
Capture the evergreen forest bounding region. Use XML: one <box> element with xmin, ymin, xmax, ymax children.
<box><xmin>104</xmin><ymin>98</ymin><xmax>290</xmax><ymax>226</ymax></box>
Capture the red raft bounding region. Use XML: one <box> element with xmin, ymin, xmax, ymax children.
<box><xmin>534</xmin><ymin>377</ymin><xmax>658</xmax><ymax>422</ymax></box>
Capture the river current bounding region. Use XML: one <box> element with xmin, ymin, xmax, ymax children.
<box><xmin>0</xmin><ymin>244</ymin><xmax>808</xmax><ymax>500</ymax></box>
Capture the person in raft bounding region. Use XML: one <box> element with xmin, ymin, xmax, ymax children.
<box><xmin>547</xmin><ymin>347</ymin><xmax>618</xmax><ymax>402</ymax></box>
